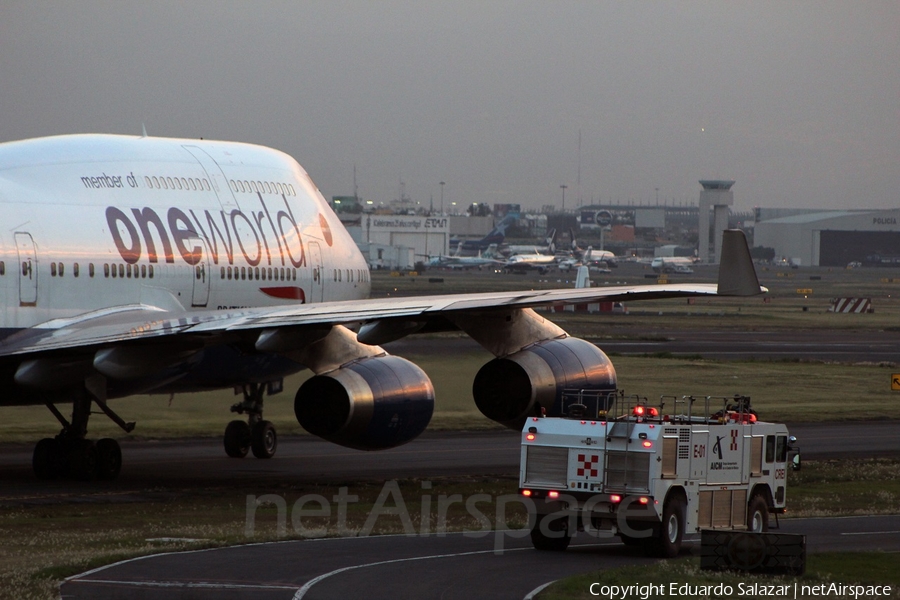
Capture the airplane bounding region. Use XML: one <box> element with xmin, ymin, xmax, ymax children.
<box><xmin>502</xmin><ymin>227</ymin><xmax>557</xmax><ymax>257</ymax></box>
<box><xmin>427</xmin><ymin>245</ymin><xmax>504</xmax><ymax>270</ymax></box>
<box><xmin>0</xmin><ymin>133</ymin><xmax>765</xmax><ymax>482</ymax></box>
<box><xmin>558</xmin><ymin>246</ymin><xmax>617</xmax><ymax>272</ymax></box>
<box><xmin>448</xmin><ymin>215</ymin><xmax>517</xmax><ymax>255</ymax></box>
<box><xmin>651</xmin><ymin>256</ymin><xmax>698</xmax><ymax>273</ymax></box>
<box><xmin>503</xmin><ymin>251</ymin><xmax>558</xmax><ymax>274</ymax></box>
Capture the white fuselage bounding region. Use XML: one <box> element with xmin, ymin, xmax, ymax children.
<box><xmin>0</xmin><ymin>134</ymin><xmax>370</xmax><ymax>333</ymax></box>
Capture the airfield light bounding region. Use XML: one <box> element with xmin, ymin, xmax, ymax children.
<box><xmin>522</xmin><ymin>489</ymin><xmax>532</xmax><ymax>497</ymax></box>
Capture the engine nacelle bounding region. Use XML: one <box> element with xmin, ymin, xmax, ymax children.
<box><xmin>473</xmin><ymin>336</ymin><xmax>616</xmax><ymax>429</ymax></box>
<box><xmin>295</xmin><ymin>355</ymin><xmax>434</xmax><ymax>450</ymax></box>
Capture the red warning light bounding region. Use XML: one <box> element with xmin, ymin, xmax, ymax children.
<box><xmin>642</xmin><ymin>440</ymin><xmax>653</xmax><ymax>448</ymax></box>
<box><xmin>526</xmin><ymin>433</ymin><xmax>536</xmax><ymax>441</ymax></box>
<box><xmin>522</xmin><ymin>489</ymin><xmax>532</xmax><ymax>497</ymax></box>
<box><xmin>548</xmin><ymin>490</ymin><xmax>560</xmax><ymax>499</ymax></box>
<box><xmin>639</xmin><ymin>497</ymin><xmax>649</xmax><ymax>505</ymax></box>
<box><xmin>610</xmin><ymin>494</ymin><xmax>622</xmax><ymax>503</ymax></box>
<box><xmin>632</xmin><ymin>406</ymin><xmax>645</xmax><ymax>416</ymax></box>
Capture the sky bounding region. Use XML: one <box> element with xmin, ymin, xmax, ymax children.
<box><xmin>1</xmin><ymin>1</ymin><xmax>898</xmax><ymax>213</ymax></box>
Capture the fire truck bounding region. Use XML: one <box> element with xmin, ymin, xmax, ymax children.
<box><xmin>518</xmin><ymin>391</ymin><xmax>798</xmax><ymax>556</ymax></box>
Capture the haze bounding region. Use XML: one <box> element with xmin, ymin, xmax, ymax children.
<box><xmin>1</xmin><ymin>1</ymin><xmax>897</xmax><ymax>212</ymax></box>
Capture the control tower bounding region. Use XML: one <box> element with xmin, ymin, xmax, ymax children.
<box><xmin>699</xmin><ymin>180</ymin><xmax>734</xmax><ymax>263</ymax></box>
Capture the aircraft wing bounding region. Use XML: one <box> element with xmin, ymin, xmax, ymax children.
<box><xmin>0</xmin><ymin>230</ymin><xmax>764</xmax><ymax>361</ymax></box>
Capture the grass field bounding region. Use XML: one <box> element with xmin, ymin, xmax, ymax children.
<box><xmin>3</xmin><ymin>458</ymin><xmax>900</xmax><ymax>600</ymax></box>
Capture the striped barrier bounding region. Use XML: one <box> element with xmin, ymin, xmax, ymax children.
<box><xmin>829</xmin><ymin>298</ymin><xmax>873</xmax><ymax>313</ymax></box>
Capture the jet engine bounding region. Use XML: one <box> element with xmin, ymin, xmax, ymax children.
<box><xmin>472</xmin><ymin>336</ymin><xmax>616</xmax><ymax>429</ymax></box>
<box><xmin>295</xmin><ymin>355</ymin><xmax>434</xmax><ymax>451</ymax></box>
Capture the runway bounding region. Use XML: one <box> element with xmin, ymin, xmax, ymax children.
<box><xmin>60</xmin><ymin>515</ymin><xmax>900</xmax><ymax>600</ymax></box>
<box><xmin>388</xmin><ymin>328</ymin><xmax>900</xmax><ymax>363</ymax></box>
<box><xmin>2</xmin><ymin>421</ymin><xmax>899</xmax><ymax>507</ymax></box>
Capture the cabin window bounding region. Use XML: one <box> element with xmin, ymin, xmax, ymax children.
<box><xmin>140</xmin><ymin>264</ymin><xmax>146</xmax><ymax>278</ymax></box>
<box><xmin>230</xmin><ymin>180</ymin><xmax>238</xmax><ymax>192</ymax></box>
<box><xmin>149</xmin><ymin>265</ymin><xmax>154</xmax><ymax>279</ymax></box>
<box><xmin>119</xmin><ymin>264</ymin><xmax>125</xmax><ymax>278</ymax></box>
<box><xmin>220</xmin><ymin>266</ymin><xmax>225</xmax><ymax>279</ymax></box>
<box><xmin>73</xmin><ymin>263</ymin><xmax>79</xmax><ymax>277</ymax></box>
<box><xmin>104</xmin><ymin>264</ymin><xmax>110</xmax><ymax>277</ymax></box>
<box><xmin>241</xmin><ymin>267</ymin><xmax>246</xmax><ymax>280</ymax></box>
<box><xmin>288</xmin><ymin>184</ymin><xmax>296</xmax><ymax>196</ymax></box>
<box><xmin>227</xmin><ymin>266</ymin><xmax>233</xmax><ymax>280</ymax></box>
<box><xmin>202</xmin><ymin>179</ymin><xmax>210</xmax><ymax>191</ymax></box>
<box><xmin>0</xmin><ymin>261</ymin><xmax>5</xmax><ymax>276</ymax></box>
<box><xmin>50</xmin><ymin>263</ymin><xmax>57</xmax><ymax>277</ymax></box>
<box><xmin>765</xmin><ymin>435</ymin><xmax>776</xmax><ymax>463</ymax></box>
<box><xmin>89</xmin><ymin>263</ymin><xmax>94</xmax><ymax>277</ymax></box>
<box><xmin>111</xmin><ymin>264</ymin><xmax>117</xmax><ymax>278</ymax></box>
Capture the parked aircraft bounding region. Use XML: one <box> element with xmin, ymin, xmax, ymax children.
<box><xmin>448</xmin><ymin>215</ymin><xmax>517</xmax><ymax>255</ymax></box>
<box><xmin>558</xmin><ymin>247</ymin><xmax>617</xmax><ymax>272</ymax></box>
<box><xmin>651</xmin><ymin>256</ymin><xmax>697</xmax><ymax>273</ymax></box>
<box><xmin>427</xmin><ymin>245</ymin><xmax>504</xmax><ymax>270</ymax></box>
<box><xmin>502</xmin><ymin>228</ymin><xmax>557</xmax><ymax>257</ymax></box>
<box><xmin>0</xmin><ymin>134</ymin><xmax>765</xmax><ymax>481</ymax></box>
<box><xmin>504</xmin><ymin>251</ymin><xmax>558</xmax><ymax>273</ymax></box>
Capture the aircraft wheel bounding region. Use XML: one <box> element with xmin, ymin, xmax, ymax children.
<box><xmin>96</xmin><ymin>438</ymin><xmax>122</xmax><ymax>480</ymax></box>
<box><xmin>251</xmin><ymin>420</ymin><xmax>277</xmax><ymax>459</ymax></box>
<box><xmin>224</xmin><ymin>420</ymin><xmax>251</xmax><ymax>458</ymax></box>
<box><xmin>68</xmin><ymin>439</ymin><xmax>99</xmax><ymax>481</ymax></box>
<box><xmin>33</xmin><ymin>438</ymin><xmax>62</xmax><ymax>480</ymax></box>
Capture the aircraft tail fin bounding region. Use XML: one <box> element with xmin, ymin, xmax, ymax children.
<box><xmin>575</xmin><ymin>265</ymin><xmax>591</xmax><ymax>289</ymax></box>
<box><xmin>717</xmin><ymin>230</ymin><xmax>766</xmax><ymax>296</ymax></box>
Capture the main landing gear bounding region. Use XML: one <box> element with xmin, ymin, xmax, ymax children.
<box><xmin>32</xmin><ymin>382</ymin><xmax>134</xmax><ymax>481</ymax></box>
<box><xmin>224</xmin><ymin>383</ymin><xmax>277</xmax><ymax>459</ymax></box>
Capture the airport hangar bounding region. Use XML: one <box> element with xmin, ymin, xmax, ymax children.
<box><xmin>753</xmin><ymin>209</ymin><xmax>900</xmax><ymax>267</ymax></box>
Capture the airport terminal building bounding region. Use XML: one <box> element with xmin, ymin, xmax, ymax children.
<box><xmin>754</xmin><ymin>209</ymin><xmax>900</xmax><ymax>267</ymax></box>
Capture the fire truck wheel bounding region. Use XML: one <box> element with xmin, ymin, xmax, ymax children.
<box><xmin>530</xmin><ymin>515</ymin><xmax>571</xmax><ymax>551</ymax></box>
<box><xmin>747</xmin><ymin>495</ymin><xmax>769</xmax><ymax>533</ymax></box>
<box><xmin>655</xmin><ymin>495</ymin><xmax>686</xmax><ymax>558</ymax></box>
